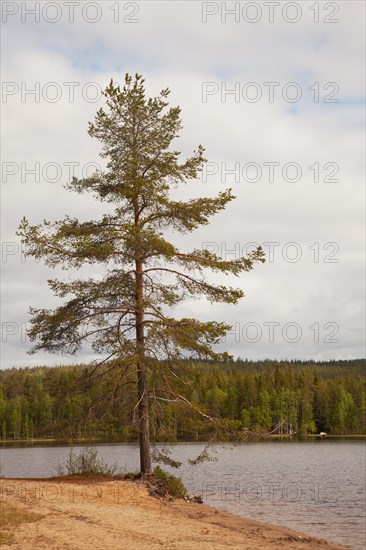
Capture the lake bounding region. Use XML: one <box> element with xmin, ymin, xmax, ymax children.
<box><xmin>0</xmin><ymin>440</ymin><xmax>364</xmax><ymax>550</ymax></box>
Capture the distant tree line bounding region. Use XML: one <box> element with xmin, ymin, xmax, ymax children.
<box><xmin>0</xmin><ymin>359</ymin><xmax>364</xmax><ymax>440</ymax></box>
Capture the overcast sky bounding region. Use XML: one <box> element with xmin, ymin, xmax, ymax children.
<box><xmin>1</xmin><ymin>1</ymin><xmax>365</xmax><ymax>369</ymax></box>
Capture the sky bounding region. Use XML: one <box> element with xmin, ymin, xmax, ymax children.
<box><xmin>1</xmin><ymin>0</ymin><xmax>365</xmax><ymax>369</ymax></box>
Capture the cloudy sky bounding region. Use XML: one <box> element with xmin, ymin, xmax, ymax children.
<box><xmin>1</xmin><ymin>1</ymin><xmax>365</xmax><ymax>368</ymax></box>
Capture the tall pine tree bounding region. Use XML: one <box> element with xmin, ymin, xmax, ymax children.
<box><xmin>18</xmin><ymin>74</ymin><xmax>264</xmax><ymax>473</ymax></box>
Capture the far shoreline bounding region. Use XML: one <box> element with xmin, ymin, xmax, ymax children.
<box><xmin>1</xmin><ymin>433</ymin><xmax>365</xmax><ymax>446</ymax></box>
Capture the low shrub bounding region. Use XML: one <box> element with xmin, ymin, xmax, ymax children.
<box><xmin>150</xmin><ymin>466</ymin><xmax>187</xmax><ymax>498</ymax></box>
<box><xmin>56</xmin><ymin>446</ymin><xmax>119</xmax><ymax>477</ymax></box>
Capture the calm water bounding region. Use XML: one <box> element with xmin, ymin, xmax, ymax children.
<box><xmin>0</xmin><ymin>440</ymin><xmax>365</xmax><ymax>550</ymax></box>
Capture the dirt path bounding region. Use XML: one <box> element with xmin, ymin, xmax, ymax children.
<box><xmin>0</xmin><ymin>478</ymin><xmax>349</xmax><ymax>550</ymax></box>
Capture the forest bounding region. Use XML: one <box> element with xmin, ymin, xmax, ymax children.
<box><xmin>0</xmin><ymin>359</ymin><xmax>364</xmax><ymax>441</ymax></box>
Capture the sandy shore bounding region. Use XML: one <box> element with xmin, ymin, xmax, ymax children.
<box><xmin>0</xmin><ymin>478</ymin><xmax>349</xmax><ymax>550</ymax></box>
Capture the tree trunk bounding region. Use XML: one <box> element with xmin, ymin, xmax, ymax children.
<box><xmin>135</xmin><ymin>260</ymin><xmax>152</xmax><ymax>474</ymax></box>
<box><xmin>137</xmin><ymin>358</ymin><xmax>151</xmax><ymax>473</ymax></box>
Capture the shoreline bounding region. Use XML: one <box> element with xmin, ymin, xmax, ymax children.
<box><xmin>0</xmin><ymin>478</ymin><xmax>350</xmax><ymax>549</ymax></box>
<box><xmin>1</xmin><ymin>434</ymin><xmax>365</xmax><ymax>445</ymax></box>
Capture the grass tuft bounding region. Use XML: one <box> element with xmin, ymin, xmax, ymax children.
<box><xmin>0</xmin><ymin>504</ymin><xmax>42</xmax><ymax>545</ymax></box>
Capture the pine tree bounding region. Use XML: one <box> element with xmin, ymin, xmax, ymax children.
<box><xmin>17</xmin><ymin>74</ymin><xmax>264</xmax><ymax>473</ymax></box>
